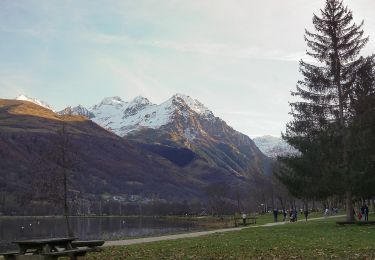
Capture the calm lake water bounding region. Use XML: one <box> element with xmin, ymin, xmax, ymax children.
<box><xmin>0</xmin><ymin>216</ymin><xmax>201</xmax><ymax>251</ymax></box>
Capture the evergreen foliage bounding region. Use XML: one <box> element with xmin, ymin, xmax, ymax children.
<box><xmin>278</xmin><ymin>0</ymin><xmax>374</xmax><ymax>221</ymax></box>
<box><xmin>347</xmin><ymin>56</ymin><xmax>375</xmax><ymax>198</ymax></box>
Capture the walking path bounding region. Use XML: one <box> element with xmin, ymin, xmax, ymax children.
<box><xmin>104</xmin><ymin>214</ymin><xmax>345</xmax><ymax>247</ymax></box>
<box><xmin>261</xmin><ymin>214</ymin><xmax>345</xmax><ymax>227</ymax></box>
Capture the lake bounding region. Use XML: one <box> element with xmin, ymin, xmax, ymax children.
<box><xmin>0</xmin><ymin>216</ymin><xmax>202</xmax><ymax>251</ymax></box>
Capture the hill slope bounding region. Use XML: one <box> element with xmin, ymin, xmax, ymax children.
<box><xmin>0</xmin><ymin>100</ymin><xmax>244</xmax><ymax>198</ymax></box>
<box><xmin>0</xmin><ymin>99</ymin><xmax>247</xmax><ymax>210</ymax></box>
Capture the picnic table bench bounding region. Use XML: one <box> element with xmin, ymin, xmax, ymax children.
<box><xmin>71</xmin><ymin>240</ymin><xmax>104</xmax><ymax>249</ymax></box>
<box><xmin>0</xmin><ymin>238</ymin><xmax>104</xmax><ymax>260</ymax></box>
<box><xmin>234</xmin><ymin>216</ymin><xmax>257</xmax><ymax>227</ymax></box>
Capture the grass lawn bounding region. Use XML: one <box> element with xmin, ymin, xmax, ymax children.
<box><xmin>87</xmin><ymin>215</ymin><xmax>375</xmax><ymax>259</ymax></box>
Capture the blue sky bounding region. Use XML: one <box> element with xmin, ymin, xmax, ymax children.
<box><xmin>1</xmin><ymin>0</ymin><xmax>374</xmax><ymax>137</ymax></box>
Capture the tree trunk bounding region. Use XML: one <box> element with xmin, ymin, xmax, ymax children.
<box><xmin>346</xmin><ymin>190</ymin><xmax>354</xmax><ymax>222</ymax></box>
<box><xmin>64</xmin><ymin>169</ymin><xmax>74</xmax><ymax>237</ymax></box>
<box><xmin>278</xmin><ymin>196</ymin><xmax>284</xmax><ymax>211</ymax></box>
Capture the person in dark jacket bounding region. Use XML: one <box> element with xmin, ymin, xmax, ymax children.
<box><xmin>273</xmin><ymin>208</ymin><xmax>278</xmax><ymax>222</ymax></box>
<box><xmin>289</xmin><ymin>208</ymin><xmax>294</xmax><ymax>222</ymax></box>
<box><xmin>364</xmin><ymin>204</ymin><xmax>369</xmax><ymax>221</ymax></box>
<box><xmin>304</xmin><ymin>208</ymin><xmax>309</xmax><ymax>221</ymax></box>
<box><xmin>290</xmin><ymin>208</ymin><xmax>296</xmax><ymax>222</ymax></box>
<box><xmin>282</xmin><ymin>209</ymin><xmax>287</xmax><ymax>222</ymax></box>
<box><xmin>361</xmin><ymin>205</ymin><xmax>365</xmax><ymax>216</ymax></box>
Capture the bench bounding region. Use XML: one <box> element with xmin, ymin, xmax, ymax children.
<box><xmin>234</xmin><ymin>217</ymin><xmax>257</xmax><ymax>227</ymax></box>
<box><xmin>42</xmin><ymin>248</ymin><xmax>93</xmax><ymax>260</ymax></box>
<box><xmin>71</xmin><ymin>240</ymin><xmax>104</xmax><ymax>253</ymax></box>
<box><xmin>1</xmin><ymin>249</ymin><xmax>38</xmax><ymax>260</ymax></box>
<box><xmin>1</xmin><ymin>251</ymin><xmax>19</xmax><ymax>260</ymax></box>
<box><xmin>1</xmin><ymin>238</ymin><xmax>104</xmax><ymax>260</ymax></box>
<box><xmin>71</xmin><ymin>240</ymin><xmax>104</xmax><ymax>248</ymax></box>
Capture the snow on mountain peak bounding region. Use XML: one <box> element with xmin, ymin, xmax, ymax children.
<box><xmin>15</xmin><ymin>94</ymin><xmax>54</xmax><ymax>111</ymax></box>
<box><xmin>172</xmin><ymin>93</ymin><xmax>191</xmax><ymax>100</ymax></box>
<box><xmin>58</xmin><ymin>93</ymin><xmax>215</xmax><ymax>136</ymax></box>
<box><xmin>99</xmin><ymin>96</ymin><xmax>125</xmax><ymax>106</ymax></box>
<box><xmin>16</xmin><ymin>94</ymin><xmax>28</xmax><ymax>100</ymax></box>
<box><xmin>168</xmin><ymin>93</ymin><xmax>213</xmax><ymax>117</ymax></box>
<box><xmin>253</xmin><ymin>135</ymin><xmax>296</xmax><ymax>158</ymax></box>
<box><xmin>123</xmin><ymin>96</ymin><xmax>154</xmax><ymax>118</ymax></box>
<box><xmin>131</xmin><ymin>96</ymin><xmax>152</xmax><ymax>105</ymax></box>
<box><xmin>58</xmin><ymin>105</ymin><xmax>94</xmax><ymax>118</ymax></box>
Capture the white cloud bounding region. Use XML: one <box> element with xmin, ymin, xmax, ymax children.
<box><xmin>80</xmin><ymin>30</ymin><xmax>307</xmax><ymax>62</ymax></box>
<box><xmin>89</xmin><ymin>52</ymin><xmax>172</xmax><ymax>103</ymax></box>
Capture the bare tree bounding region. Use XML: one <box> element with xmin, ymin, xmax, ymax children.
<box><xmin>30</xmin><ymin>122</ymin><xmax>77</xmax><ymax>236</ymax></box>
<box><xmin>205</xmin><ymin>182</ymin><xmax>232</xmax><ymax>215</ymax></box>
<box><xmin>54</xmin><ymin>122</ymin><xmax>76</xmax><ymax>237</ymax></box>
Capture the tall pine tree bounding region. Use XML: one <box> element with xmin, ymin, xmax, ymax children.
<box><xmin>347</xmin><ymin>56</ymin><xmax>375</xmax><ymax>199</ymax></box>
<box><xmin>279</xmin><ymin>0</ymin><xmax>370</xmax><ymax>221</ymax></box>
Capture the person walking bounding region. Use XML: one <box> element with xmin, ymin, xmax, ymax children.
<box><xmin>358</xmin><ymin>210</ymin><xmax>363</xmax><ymax>221</ymax></box>
<box><xmin>289</xmin><ymin>209</ymin><xmax>294</xmax><ymax>222</ymax></box>
<box><xmin>304</xmin><ymin>208</ymin><xmax>309</xmax><ymax>222</ymax></box>
<box><xmin>242</xmin><ymin>212</ymin><xmax>247</xmax><ymax>225</ymax></box>
<box><xmin>361</xmin><ymin>205</ymin><xmax>365</xmax><ymax>218</ymax></box>
<box><xmin>364</xmin><ymin>204</ymin><xmax>369</xmax><ymax>222</ymax></box>
<box><xmin>282</xmin><ymin>209</ymin><xmax>287</xmax><ymax>222</ymax></box>
<box><xmin>273</xmin><ymin>208</ymin><xmax>278</xmax><ymax>222</ymax></box>
<box><xmin>289</xmin><ymin>208</ymin><xmax>294</xmax><ymax>222</ymax></box>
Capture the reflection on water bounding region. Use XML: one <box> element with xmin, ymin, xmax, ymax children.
<box><xmin>0</xmin><ymin>216</ymin><xmax>199</xmax><ymax>251</ymax></box>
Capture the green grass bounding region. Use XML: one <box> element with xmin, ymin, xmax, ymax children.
<box><xmin>87</xmin><ymin>216</ymin><xmax>375</xmax><ymax>259</ymax></box>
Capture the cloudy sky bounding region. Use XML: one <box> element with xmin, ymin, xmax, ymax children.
<box><xmin>1</xmin><ymin>0</ymin><xmax>374</xmax><ymax>137</ymax></box>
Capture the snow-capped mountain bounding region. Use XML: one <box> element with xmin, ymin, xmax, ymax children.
<box><xmin>253</xmin><ymin>135</ymin><xmax>296</xmax><ymax>158</ymax></box>
<box><xmin>1</xmin><ymin>98</ymin><xmax>230</xmax><ymax>202</ymax></box>
<box><xmin>59</xmin><ymin>94</ymin><xmax>271</xmax><ymax>177</ymax></box>
<box><xmin>16</xmin><ymin>94</ymin><xmax>54</xmax><ymax>111</ymax></box>
<box><xmin>58</xmin><ymin>105</ymin><xmax>94</xmax><ymax>118</ymax></box>
<box><xmin>60</xmin><ymin>94</ymin><xmax>214</xmax><ymax>137</ymax></box>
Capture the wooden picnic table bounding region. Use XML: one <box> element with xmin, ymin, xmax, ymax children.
<box><xmin>13</xmin><ymin>237</ymin><xmax>76</xmax><ymax>255</ymax></box>
<box><xmin>1</xmin><ymin>238</ymin><xmax>104</xmax><ymax>260</ymax></box>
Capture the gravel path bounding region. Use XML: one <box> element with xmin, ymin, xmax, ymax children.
<box><xmin>104</xmin><ymin>214</ymin><xmax>345</xmax><ymax>247</ymax></box>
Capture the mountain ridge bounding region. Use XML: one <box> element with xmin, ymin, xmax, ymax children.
<box><xmin>1</xmin><ymin>98</ymin><xmax>245</xmax><ymax>205</ymax></box>
<box><xmin>59</xmin><ymin>93</ymin><xmax>271</xmax><ymax>177</ymax></box>
<box><xmin>16</xmin><ymin>94</ymin><xmax>55</xmax><ymax>111</ymax></box>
